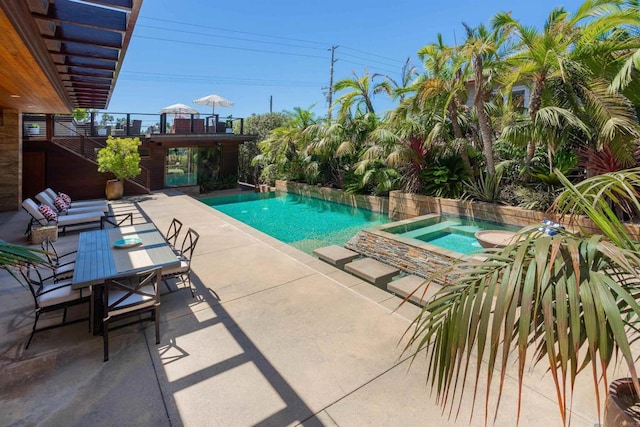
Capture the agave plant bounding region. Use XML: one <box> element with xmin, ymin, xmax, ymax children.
<box><xmin>403</xmin><ymin>167</ymin><xmax>640</xmax><ymax>426</ymax></box>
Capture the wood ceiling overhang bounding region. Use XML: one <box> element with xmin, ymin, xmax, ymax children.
<box><xmin>0</xmin><ymin>0</ymin><xmax>141</xmax><ymax>112</ymax></box>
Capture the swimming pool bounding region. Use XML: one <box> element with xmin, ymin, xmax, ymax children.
<box><xmin>201</xmin><ymin>192</ymin><xmax>389</xmax><ymax>254</ymax></box>
<box><xmin>385</xmin><ymin>216</ymin><xmax>520</xmax><ymax>254</ymax></box>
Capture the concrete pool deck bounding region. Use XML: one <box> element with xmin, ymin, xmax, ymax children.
<box><xmin>0</xmin><ymin>190</ymin><xmax>624</xmax><ymax>426</ymax></box>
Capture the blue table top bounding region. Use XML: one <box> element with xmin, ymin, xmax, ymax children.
<box><xmin>72</xmin><ymin>224</ymin><xmax>180</xmax><ymax>288</ymax></box>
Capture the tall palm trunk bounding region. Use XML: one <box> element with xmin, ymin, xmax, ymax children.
<box><xmin>448</xmin><ymin>101</ymin><xmax>472</xmax><ymax>174</ymax></box>
<box><xmin>473</xmin><ymin>57</ymin><xmax>495</xmax><ymax>176</ymax></box>
<box><xmin>525</xmin><ymin>71</ymin><xmax>547</xmax><ymax>165</ymax></box>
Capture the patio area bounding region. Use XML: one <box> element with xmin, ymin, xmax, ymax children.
<box><xmin>0</xmin><ymin>190</ymin><xmax>616</xmax><ymax>426</ymax></box>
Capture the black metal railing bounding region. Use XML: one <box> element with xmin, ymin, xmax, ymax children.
<box><xmin>23</xmin><ymin>112</ymin><xmax>247</xmax><ymax>138</ymax></box>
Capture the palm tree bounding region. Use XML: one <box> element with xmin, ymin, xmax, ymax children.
<box><xmin>333</xmin><ymin>71</ymin><xmax>377</xmax><ymax>119</ymax></box>
<box><xmin>460</xmin><ymin>23</ymin><xmax>507</xmax><ymax>176</ymax></box>
<box><xmin>252</xmin><ymin>106</ymin><xmax>317</xmax><ymax>183</ymax></box>
<box><xmin>494</xmin><ymin>1</ymin><xmax>640</xmax><ymax>168</ymax></box>
<box><xmin>414</xmin><ymin>34</ymin><xmax>473</xmax><ymax>173</ymax></box>
<box><xmin>373</xmin><ymin>57</ymin><xmax>418</xmax><ymax>103</ymax></box>
<box><xmin>403</xmin><ymin>168</ymin><xmax>640</xmax><ymax>426</ymax></box>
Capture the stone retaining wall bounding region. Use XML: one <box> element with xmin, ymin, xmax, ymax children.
<box><xmin>345</xmin><ymin>222</ymin><xmax>465</xmax><ymax>283</ymax></box>
<box><xmin>388</xmin><ymin>190</ymin><xmax>640</xmax><ymax>237</ymax></box>
<box><xmin>275</xmin><ymin>180</ymin><xmax>388</xmax><ymax>213</ymax></box>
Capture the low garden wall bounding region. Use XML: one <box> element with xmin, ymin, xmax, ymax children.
<box><xmin>274</xmin><ymin>183</ymin><xmax>640</xmax><ymax>238</ymax></box>
<box><xmin>275</xmin><ymin>180</ymin><xmax>388</xmax><ymax>214</ymax></box>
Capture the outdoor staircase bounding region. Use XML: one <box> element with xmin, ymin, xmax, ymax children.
<box><xmin>51</xmin><ymin>134</ymin><xmax>151</xmax><ymax>194</ymax></box>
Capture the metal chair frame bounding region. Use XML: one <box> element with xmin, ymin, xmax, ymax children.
<box><xmin>19</xmin><ymin>264</ymin><xmax>90</xmax><ymax>349</ymax></box>
<box><xmin>102</xmin><ymin>267</ymin><xmax>162</xmax><ymax>362</ymax></box>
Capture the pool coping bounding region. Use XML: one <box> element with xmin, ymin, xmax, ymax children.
<box><xmin>197</xmin><ymin>195</ymin><xmax>424</xmax><ymax>321</ymax></box>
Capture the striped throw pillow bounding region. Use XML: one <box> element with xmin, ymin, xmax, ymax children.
<box><xmin>53</xmin><ymin>196</ymin><xmax>68</xmax><ymax>212</ymax></box>
<box><xmin>38</xmin><ymin>204</ymin><xmax>57</xmax><ymax>222</ymax></box>
<box><xmin>58</xmin><ymin>192</ymin><xmax>71</xmax><ymax>205</ymax></box>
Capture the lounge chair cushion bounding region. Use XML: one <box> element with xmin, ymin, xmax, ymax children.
<box><xmin>38</xmin><ymin>205</ymin><xmax>57</xmax><ymax>222</ymax></box>
<box><xmin>22</xmin><ymin>199</ymin><xmax>49</xmax><ymax>226</ymax></box>
<box><xmin>57</xmin><ymin>211</ymin><xmax>104</xmax><ymax>227</ymax></box>
<box><xmin>54</xmin><ymin>196</ymin><xmax>69</xmax><ymax>212</ymax></box>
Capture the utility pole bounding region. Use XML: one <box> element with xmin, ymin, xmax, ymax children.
<box><xmin>269</xmin><ymin>95</ymin><xmax>273</xmax><ymax>113</ymax></box>
<box><xmin>327</xmin><ymin>45</ymin><xmax>338</xmax><ymax>122</ymax></box>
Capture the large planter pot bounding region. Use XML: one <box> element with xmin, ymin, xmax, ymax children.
<box><xmin>105</xmin><ymin>179</ymin><xmax>124</xmax><ymax>200</ymax></box>
<box><xmin>605</xmin><ymin>378</ymin><xmax>640</xmax><ymax>426</ymax></box>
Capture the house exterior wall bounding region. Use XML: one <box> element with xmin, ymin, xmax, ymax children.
<box><xmin>0</xmin><ymin>109</ymin><xmax>22</xmax><ymax>211</ymax></box>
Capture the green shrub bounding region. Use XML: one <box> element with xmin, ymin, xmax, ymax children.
<box><xmin>97</xmin><ymin>136</ymin><xmax>141</xmax><ymax>180</ymax></box>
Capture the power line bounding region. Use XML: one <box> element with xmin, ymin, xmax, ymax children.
<box><xmin>138</xmin><ymin>15</ymin><xmax>410</xmax><ymax>67</ymax></box>
<box><xmin>341</xmin><ymin>45</ymin><xmax>407</xmax><ymax>64</ymax></box>
<box><xmin>135</xmin><ymin>35</ymin><xmax>327</xmax><ymax>59</ymax></box>
<box><xmin>336</xmin><ymin>59</ymin><xmax>398</xmax><ymax>75</ymax></box>
<box><xmin>139</xmin><ymin>16</ymin><xmax>329</xmax><ymax>47</ymax></box>
<box><xmin>137</xmin><ymin>24</ymin><xmax>327</xmax><ymax>51</ymax></box>
<box><xmin>119</xmin><ymin>71</ymin><xmax>323</xmax><ymax>87</ymax></box>
<box><xmin>339</xmin><ymin>51</ymin><xmax>403</xmax><ymax>69</ymax></box>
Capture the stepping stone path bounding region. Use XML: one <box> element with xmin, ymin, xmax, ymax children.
<box><xmin>345</xmin><ymin>258</ymin><xmax>399</xmax><ymax>287</ymax></box>
<box><xmin>387</xmin><ymin>275</ymin><xmax>441</xmax><ymax>307</ymax></box>
<box><xmin>313</xmin><ymin>245</ymin><xmax>360</xmax><ymax>269</ymax></box>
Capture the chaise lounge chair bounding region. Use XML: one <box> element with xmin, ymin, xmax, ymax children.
<box><xmin>22</xmin><ymin>198</ymin><xmax>104</xmax><ymax>234</ymax></box>
<box><xmin>35</xmin><ymin>191</ymin><xmax>108</xmax><ymax>215</ymax></box>
<box><xmin>43</xmin><ymin>188</ymin><xmax>107</xmax><ymax>210</ymax></box>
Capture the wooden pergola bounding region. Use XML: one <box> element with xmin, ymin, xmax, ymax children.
<box><xmin>0</xmin><ymin>0</ymin><xmax>141</xmax><ymax>113</ymax></box>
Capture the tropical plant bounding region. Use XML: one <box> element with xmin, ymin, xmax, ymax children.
<box><xmin>373</xmin><ymin>57</ymin><xmax>418</xmax><ymax>103</ymax></box>
<box><xmin>333</xmin><ymin>71</ymin><xmax>377</xmax><ymax>119</ymax></box>
<box><xmin>403</xmin><ymin>167</ymin><xmax>640</xmax><ymax>426</ymax></box>
<box><xmin>463</xmin><ymin>168</ymin><xmax>504</xmax><ymax>202</ymax></box>
<box><xmin>96</xmin><ymin>136</ymin><xmax>142</xmax><ymax>181</ymax></box>
<box><xmin>460</xmin><ymin>22</ymin><xmax>509</xmax><ymax>176</ymax></box>
<box><xmin>0</xmin><ymin>241</ymin><xmax>49</xmax><ymax>282</ymax></box>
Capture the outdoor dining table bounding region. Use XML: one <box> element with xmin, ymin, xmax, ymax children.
<box><xmin>72</xmin><ymin>223</ymin><xmax>180</xmax><ymax>334</ymax></box>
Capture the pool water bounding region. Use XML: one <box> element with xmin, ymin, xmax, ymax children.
<box><xmin>396</xmin><ymin>217</ymin><xmax>519</xmax><ymax>254</ymax></box>
<box><xmin>202</xmin><ymin>192</ymin><xmax>389</xmax><ymax>254</ymax></box>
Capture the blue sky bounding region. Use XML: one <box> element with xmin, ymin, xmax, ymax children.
<box><xmin>107</xmin><ymin>0</ymin><xmax>585</xmax><ymax>120</ymax></box>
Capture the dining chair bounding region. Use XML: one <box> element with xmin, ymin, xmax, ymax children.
<box><xmin>162</xmin><ymin>228</ymin><xmax>199</xmax><ymax>297</ymax></box>
<box><xmin>19</xmin><ymin>264</ymin><xmax>91</xmax><ymax>349</ymax></box>
<box><xmin>102</xmin><ymin>267</ymin><xmax>162</xmax><ymax>362</ymax></box>
<box><xmin>41</xmin><ymin>238</ymin><xmax>76</xmax><ymax>281</ymax></box>
<box><xmin>165</xmin><ymin>218</ymin><xmax>183</xmax><ymax>252</ymax></box>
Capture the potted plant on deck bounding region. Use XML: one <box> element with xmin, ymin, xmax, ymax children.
<box><xmin>403</xmin><ymin>168</ymin><xmax>640</xmax><ymax>426</ymax></box>
<box><xmin>97</xmin><ymin>136</ymin><xmax>141</xmax><ymax>200</ymax></box>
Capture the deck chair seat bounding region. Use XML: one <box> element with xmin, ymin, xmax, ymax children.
<box><xmin>102</xmin><ymin>268</ymin><xmax>162</xmax><ymax>361</ymax></box>
<box><xmin>38</xmin><ymin>280</ymin><xmax>87</xmax><ymax>306</ymax></box>
<box><xmin>161</xmin><ymin>259</ymin><xmax>189</xmax><ymax>276</ymax></box>
<box><xmin>19</xmin><ymin>264</ymin><xmax>91</xmax><ymax>348</ymax></box>
<box><xmin>44</xmin><ymin>188</ymin><xmax>107</xmax><ymax>208</ymax></box>
<box><xmin>22</xmin><ymin>198</ymin><xmax>104</xmax><ymax>233</ymax></box>
<box><xmin>37</xmin><ymin>191</ymin><xmax>108</xmax><ymax>213</ymax></box>
<box><xmin>57</xmin><ymin>211</ymin><xmax>104</xmax><ymax>228</ymax></box>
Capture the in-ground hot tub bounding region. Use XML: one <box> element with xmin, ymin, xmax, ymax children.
<box><xmin>346</xmin><ymin>214</ymin><xmax>521</xmax><ymax>281</ymax></box>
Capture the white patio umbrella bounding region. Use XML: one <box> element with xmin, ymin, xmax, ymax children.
<box><xmin>159</xmin><ymin>103</ymin><xmax>199</xmax><ymax>116</ymax></box>
<box><xmin>192</xmin><ymin>94</ymin><xmax>234</xmax><ymax>116</ymax></box>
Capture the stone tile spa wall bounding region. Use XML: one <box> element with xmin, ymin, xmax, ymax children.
<box><xmin>345</xmin><ymin>224</ymin><xmax>464</xmax><ymax>285</ymax></box>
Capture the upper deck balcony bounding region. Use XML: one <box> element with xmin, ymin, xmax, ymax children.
<box><xmin>22</xmin><ymin>111</ymin><xmax>249</xmax><ymax>139</ymax></box>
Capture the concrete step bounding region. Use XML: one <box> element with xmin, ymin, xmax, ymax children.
<box><xmin>313</xmin><ymin>245</ymin><xmax>360</xmax><ymax>269</ymax></box>
<box><xmin>344</xmin><ymin>258</ymin><xmax>399</xmax><ymax>287</ymax></box>
<box><xmin>387</xmin><ymin>275</ymin><xmax>441</xmax><ymax>307</ymax></box>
